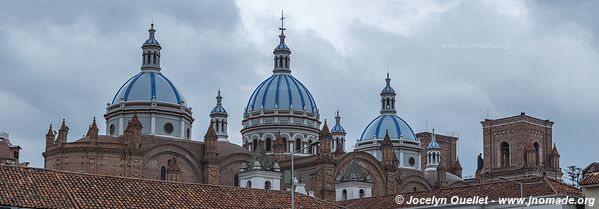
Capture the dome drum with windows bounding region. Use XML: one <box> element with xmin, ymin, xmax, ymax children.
<box><xmin>104</xmin><ymin>24</ymin><xmax>193</xmax><ymax>140</ymax></box>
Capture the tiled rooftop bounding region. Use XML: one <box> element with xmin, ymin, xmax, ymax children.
<box><xmin>581</xmin><ymin>173</ymin><xmax>599</xmax><ymax>186</ymax></box>
<box><xmin>340</xmin><ymin>176</ymin><xmax>581</xmax><ymax>209</ymax></box>
<box><xmin>0</xmin><ymin>165</ymin><xmax>342</xmax><ymax>209</ymax></box>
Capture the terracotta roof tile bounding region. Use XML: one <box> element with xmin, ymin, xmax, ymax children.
<box><xmin>581</xmin><ymin>174</ymin><xmax>599</xmax><ymax>186</ymax></box>
<box><xmin>0</xmin><ymin>165</ymin><xmax>343</xmax><ymax>209</ymax></box>
<box><xmin>340</xmin><ymin>176</ymin><xmax>581</xmax><ymax>209</ymax></box>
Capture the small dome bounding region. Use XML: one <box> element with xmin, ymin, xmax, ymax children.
<box><xmin>331</xmin><ymin>124</ymin><xmax>345</xmax><ymax>133</ymax></box>
<box><xmin>245</xmin><ymin>74</ymin><xmax>318</xmax><ymax>114</ymax></box>
<box><xmin>275</xmin><ymin>42</ymin><xmax>289</xmax><ymax>50</ymax></box>
<box><xmin>359</xmin><ymin>115</ymin><xmax>416</xmax><ymax>142</ymax></box>
<box><xmin>381</xmin><ymin>86</ymin><xmax>395</xmax><ymax>94</ymax></box>
<box><xmin>144</xmin><ymin>37</ymin><xmax>159</xmax><ymax>46</ymax></box>
<box><xmin>211</xmin><ymin>105</ymin><xmax>226</xmax><ymax>113</ymax></box>
<box><xmin>112</xmin><ymin>71</ymin><xmax>186</xmax><ymax>105</ymax></box>
<box><xmin>428</xmin><ymin>139</ymin><xmax>441</xmax><ymax>149</ymax></box>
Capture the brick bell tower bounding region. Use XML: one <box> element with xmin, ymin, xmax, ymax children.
<box><xmin>478</xmin><ymin>113</ymin><xmax>562</xmax><ymax>183</ymax></box>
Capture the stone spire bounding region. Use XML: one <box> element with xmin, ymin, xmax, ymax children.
<box><xmin>319</xmin><ymin>120</ymin><xmax>333</xmax><ymax>158</ymax></box>
<box><xmin>203</xmin><ymin>123</ymin><xmax>219</xmax><ymax>185</ymax></box>
<box><xmin>273</xmin><ymin>132</ymin><xmax>286</xmax><ymax>161</ymax></box>
<box><xmin>452</xmin><ymin>158</ymin><xmax>463</xmax><ymax>178</ymax></box>
<box><xmin>204</xmin><ymin>123</ymin><xmax>218</xmax><ymax>160</ymax></box>
<box><xmin>124</xmin><ymin>113</ymin><xmax>142</xmax><ymax>148</ymax></box>
<box><xmin>380</xmin><ymin>73</ymin><xmax>397</xmax><ymax>115</ymax></box>
<box><xmin>86</xmin><ymin>117</ymin><xmax>99</xmax><ymax>141</ymax></box>
<box><xmin>550</xmin><ymin>143</ymin><xmax>560</xmax><ymax>170</ymax></box>
<box><xmin>141</xmin><ymin>23</ymin><xmax>162</xmax><ymax>71</ymax></box>
<box><xmin>45</xmin><ymin>124</ymin><xmax>55</xmax><ymax>148</ymax></box>
<box><xmin>436</xmin><ymin>155</ymin><xmax>447</xmax><ymax>188</ymax></box>
<box><xmin>56</xmin><ymin>119</ymin><xmax>69</xmax><ymax>145</ymax></box>
<box><xmin>273</xmin><ymin>10</ymin><xmax>292</xmax><ymax>74</ymax></box>
<box><xmin>381</xmin><ymin>130</ymin><xmax>398</xmax><ymax>169</ymax></box>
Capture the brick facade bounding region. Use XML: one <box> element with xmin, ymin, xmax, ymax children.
<box><xmin>478</xmin><ymin>112</ymin><xmax>562</xmax><ymax>182</ymax></box>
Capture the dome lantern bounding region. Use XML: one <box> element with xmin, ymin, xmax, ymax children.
<box><xmin>141</xmin><ymin>24</ymin><xmax>161</xmax><ymax>72</ymax></box>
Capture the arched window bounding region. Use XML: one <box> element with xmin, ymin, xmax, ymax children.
<box><xmin>153</xmin><ymin>52</ymin><xmax>157</xmax><ymax>64</ymax></box>
<box><xmin>221</xmin><ymin>121</ymin><xmax>225</xmax><ymax>133</ymax></box>
<box><xmin>246</xmin><ymin>180</ymin><xmax>252</xmax><ymax>188</ymax></box>
<box><xmin>500</xmin><ymin>142</ymin><xmax>510</xmax><ymax>167</ymax></box>
<box><xmin>274</xmin><ymin>57</ymin><xmax>277</xmax><ymax>68</ymax></box>
<box><xmin>234</xmin><ymin>174</ymin><xmax>239</xmax><ymax>187</ymax></box>
<box><xmin>285</xmin><ymin>57</ymin><xmax>289</xmax><ymax>68</ymax></box>
<box><xmin>265</xmin><ymin>180</ymin><xmax>271</xmax><ymax>190</ymax></box>
<box><xmin>253</xmin><ymin>139</ymin><xmax>258</xmax><ymax>152</ymax></box>
<box><xmin>359</xmin><ymin>189</ymin><xmax>365</xmax><ymax>198</ymax></box>
<box><xmin>534</xmin><ymin>142</ymin><xmax>540</xmax><ymax>165</ymax></box>
<box><xmin>308</xmin><ymin>140</ymin><xmax>313</xmax><ymax>154</ymax></box>
<box><xmin>147</xmin><ymin>52</ymin><xmax>151</xmax><ymax>64</ymax></box>
<box><xmin>295</xmin><ymin>138</ymin><xmax>302</xmax><ymax>152</ymax></box>
<box><xmin>266</xmin><ymin>138</ymin><xmax>272</xmax><ymax>152</ymax></box>
<box><xmin>282</xmin><ymin>137</ymin><xmax>287</xmax><ymax>152</ymax></box>
<box><xmin>279</xmin><ymin>56</ymin><xmax>283</xmax><ymax>67</ymax></box>
<box><xmin>215</xmin><ymin>120</ymin><xmax>220</xmax><ymax>132</ymax></box>
<box><xmin>160</xmin><ymin>166</ymin><xmax>166</xmax><ymax>180</ymax></box>
<box><xmin>342</xmin><ymin>189</ymin><xmax>348</xmax><ymax>200</ymax></box>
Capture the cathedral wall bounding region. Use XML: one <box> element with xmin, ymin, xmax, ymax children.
<box><xmin>141</xmin><ymin>137</ymin><xmax>205</xmax><ymax>183</ymax></box>
<box><xmin>143</xmin><ymin>154</ymin><xmax>200</xmax><ymax>182</ymax></box>
<box><xmin>44</xmin><ymin>150</ymin><xmax>128</xmax><ymax>177</ymax></box>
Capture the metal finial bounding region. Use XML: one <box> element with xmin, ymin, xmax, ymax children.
<box><xmin>279</xmin><ymin>10</ymin><xmax>286</xmax><ymax>34</ymax></box>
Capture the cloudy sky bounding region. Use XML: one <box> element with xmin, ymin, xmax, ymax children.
<box><xmin>1</xmin><ymin>0</ymin><xmax>597</xmax><ymax>177</ymax></box>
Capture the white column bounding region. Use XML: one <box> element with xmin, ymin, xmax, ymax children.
<box><xmin>118</xmin><ymin>117</ymin><xmax>124</xmax><ymax>135</ymax></box>
<box><xmin>180</xmin><ymin>120</ymin><xmax>185</xmax><ymax>139</ymax></box>
<box><xmin>151</xmin><ymin>114</ymin><xmax>156</xmax><ymax>134</ymax></box>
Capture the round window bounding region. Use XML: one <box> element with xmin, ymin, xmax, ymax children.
<box><xmin>109</xmin><ymin>124</ymin><xmax>115</xmax><ymax>135</ymax></box>
<box><xmin>409</xmin><ymin>157</ymin><xmax>416</xmax><ymax>166</ymax></box>
<box><xmin>164</xmin><ymin>123</ymin><xmax>174</xmax><ymax>134</ymax></box>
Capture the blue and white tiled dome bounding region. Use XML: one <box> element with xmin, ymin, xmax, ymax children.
<box><xmin>331</xmin><ymin>123</ymin><xmax>345</xmax><ymax>132</ymax></box>
<box><xmin>427</xmin><ymin>139</ymin><xmax>441</xmax><ymax>149</ymax></box>
<box><xmin>245</xmin><ymin>74</ymin><xmax>318</xmax><ymax>114</ymax></box>
<box><xmin>359</xmin><ymin>115</ymin><xmax>416</xmax><ymax>142</ymax></box>
<box><xmin>112</xmin><ymin>71</ymin><xmax>186</xmax><ymax>105</ymax></box>
<box><xmin>211</xmin><ymin>105</ymin><xmax>226</xmax><ymax>113</ymax></box>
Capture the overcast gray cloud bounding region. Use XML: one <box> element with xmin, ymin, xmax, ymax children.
<box><xmin>0</xmin><ymin>0</ymin><xmax>597</xmax><ymax>177</ymax></box>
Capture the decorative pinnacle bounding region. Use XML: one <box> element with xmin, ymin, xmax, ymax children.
<box><xmin>149</xmin><ymin>23</ymin><xmax>156</xmax><ymax>38</ymax></box>
<box><xmin>385</xmin><ymin>72</ymin><xmax>391</xmax><ymax>87</ymax></box>
<box><xmin>278</xmin><ymin>10</ymin><xmax>286</xmax><ymax>42</ymax></box>
<box><xmin>216</xmin><ymin>90</ymin><xmax>222</xmax><ymax>105</ymax></box>
<box><xmin>335</xmin><ymin>110</ymin><xmax>341</xmax><ymax>124</ymax></box>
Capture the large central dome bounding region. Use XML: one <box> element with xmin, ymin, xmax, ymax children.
<box><xmin>245</xmin><ymin>74</ymin><xmax>317</xmax><ymax>114</ymax></box>
<box><xmin>112</xmin><ymin>71</ymin><xmax>186</xmax><ymax>105</ymax></box>
<box><xmin>241</xmin><ymin>15</ymin><xmax>321</xmax><ymax>155</ymax></box>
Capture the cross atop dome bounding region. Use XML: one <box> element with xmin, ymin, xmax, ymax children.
<box><xmin>273</xmin><ymin>10</ymin><xmax>292</xmax><ymax>74</ymax></box>
<box><xmin>279</xmin><ymin>10</ymin><xmax>286</xmax><ymax>38</ymax></box>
